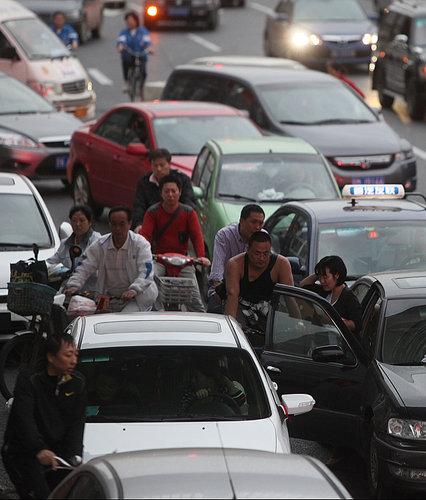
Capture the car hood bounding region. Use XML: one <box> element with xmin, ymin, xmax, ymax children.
<box><xmin>18</xmin><ymin>0</ymin><xmax>82</xmax><ymax>15</ymax></box>
<box><xmin>380</xmin><ymin>363</ymin><xmax>426</xmax><ymax>416</ymax></box>
<box><xmin>170</xmin><ymin>155</ymin><xmax>195</xmax><ymax>178</ymax></box>
<box><xmin>0</xmin><ymin>112</ymin><xmax>81</xmax><ymax>143</ymax></box>
<box><xmin>83</xmin><ymin>419</ymin><xmax>282</xmax><ymax>462</ymax></box>
<box><xmin>294</xmin><ymin>20</ymin><xmax>375</xmax><ymax>37</ymax></box>
<box><xmin>279</xmin><ymin>122</ymin><xmax>402</xmax><ymax>156</ymax></box>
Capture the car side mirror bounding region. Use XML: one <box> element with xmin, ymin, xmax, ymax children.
<box><xmin>281</xmin><ymin>393</ymin><xmax>315</xmax><ymax>416</ymax></box>
<box><xmin>312</xmin><ymin>345</ymin><xmax>346</xmax><ymax>363</ymax></box>
<box><xmin>192</xmin><ymin>186</ymin><xmax>204</xmax><ymax>199</ymax></box>
<box><xmin>126</xmin><ymin>143</ymin><xmax>148</xmax><ymax>155</ymax></box>
<box><xmin>394</xmin><ymin>34</ymin><xmax>408</xmax><ymax>44</ymax></box>
<box><xmin>59</xmin><ymin>221</ymin><xmax>73</xmax><ymax>239</ymax></box>
<box><xmin>1</xmin><ymin>46</ymin><xmax>19</xmax><ymax>61</ymax></box>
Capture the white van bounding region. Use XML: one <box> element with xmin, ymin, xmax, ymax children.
<box><xmin>0</xmin><ymin>0</ymin><xmax>96</xmax><ymax>119</ymax></box>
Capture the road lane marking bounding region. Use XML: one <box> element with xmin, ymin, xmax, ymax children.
<box><xmin>88</xmin><ymin>68</ymin><xmax>114</xmax><ymax>86</ymax></box>
<box><xmin>413</xmin><ymin>146</ymin><xmax>426</xmax><ymax>161</ymax></box>
<box><xmin>250</xmin><ymin>2</ymin><xmax>274</xmax><ymax>16</ymax></box>
<box><xmin>187</xmin><ymin>34</ymin><xmax>221</xmax><ymax>52</ymax></box>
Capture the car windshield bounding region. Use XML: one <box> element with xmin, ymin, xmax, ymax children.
<box><xmin>152</xmin><ymin>115</ymin><xmax>261</xmax><ymax>155</ymax></box>
<box><xmin>78</xmin><ymin>346</ymin><xmax>270</xmax><ymax>422</ymax></box>
<box><xmin>217</xmin><ymin>153</ymin><xmax>338</xmax><ymax>202</ymax></box>
<box><xmin>413</xmin><ymin>17</ymin><xmax>426</xmax><ymax>46</ymax></box>
<box><xmin>318</xmin><ymin>221</ymin><xmax>426</xmax><ymax>278</ymax></box>
<box><xmin>0</xmin><ymin>194</ymin><xmax>53</xmax><ymax>248</ymax></box>
<box><xmin>4</xmin><ymin>18</ymin><xmax>69</xmax><ymax>60</ymax></box>
<box><xmin>293</xmin><ymin>0</ymin><xmax>367</xmax><ymax>21</ymax></box>
<box><xmin>259</xmin><ymin>83</ymin><xmax>376</xmax><ymax>125</ymax></box>
<box><xmin>0</xmin><ymin>76</ymin><xmax>54</xmax><ymax>114</ymax></box>
<box><xmin>382</xmin><ymin>299</ymin><xmax>426</xmax><ymax>365</ymax></box>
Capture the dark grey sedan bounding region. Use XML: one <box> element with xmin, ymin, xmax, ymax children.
<box><xmin>161</xmin><ymin>64</ymin><xmax>417</xmax><ymax>190</ymax></box>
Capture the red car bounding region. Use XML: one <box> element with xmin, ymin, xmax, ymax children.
<box><xmin>67</xmin><ymin>101</ymin><xmax>262</xmax><ymax>217</ymax></box>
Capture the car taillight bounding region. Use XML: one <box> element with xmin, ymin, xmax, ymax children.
<box><xmin>146</xmin><ymin>5</ymin><xmax>158</xmax><ymax>16</ymax></box>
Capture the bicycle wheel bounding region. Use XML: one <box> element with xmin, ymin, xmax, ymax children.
<box><xmin>0</xmin><ymin>331</ymin><xmax>46</xmax><ymax>400</ymax></box>
<box><xmin>128</xmin><ymin>67</ymin><xmax>136</xmax><ymax>102</ymax></box>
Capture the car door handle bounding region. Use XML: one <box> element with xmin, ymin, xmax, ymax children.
<box><xmin>266</xmin><ymin>366</ymin><xmax>281</xmax><ymax>374</ymax></box>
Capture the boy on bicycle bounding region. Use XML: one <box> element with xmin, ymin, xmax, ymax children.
<box><xmin>117</xmin><ymin>11</ymin><xmax>152</xmax><ymax>97</ymax></box>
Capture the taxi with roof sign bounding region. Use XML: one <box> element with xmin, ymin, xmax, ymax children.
<box><xmin>264</xmin><ymin>184</ymin><xmax>426</xmax><ymax>284</ymax></box>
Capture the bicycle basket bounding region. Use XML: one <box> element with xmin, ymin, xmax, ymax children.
<box><xmin>155</xmin><ymin>276</ymin><xmax>194</xmax><ymax>304</ymax></box>
<box><xmin>7</xmin><ymin>282</ymin><xmax>56</xmax><ymax>316</ymax></box>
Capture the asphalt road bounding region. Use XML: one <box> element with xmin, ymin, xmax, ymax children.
<box><xmin>1</xmin><ymin>0</ymin><xmax>426</xmax><ymax>497</ymax></box>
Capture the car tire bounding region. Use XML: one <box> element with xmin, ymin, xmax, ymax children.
<box><xmin>79</xmin><ymin>18</ymin><xmax>91</xmax><ymax>44</ymax></box>
<box><xmin>406</xmin><ymin>77</ymin><xmax>426</xmax><ymax>121</ymax></box>
<box><xmin>367</xmin><ymin>430</ymin><xmax>394</xmax><ymax>499</ymax></box>
<box><xmin>72</xmin><ymin>168</ymin><xmax>103</xmax><ymax>219</ymax></box>
<box><xmin>206</xmin><ymin>10</ymin><xmax>218</xmax><ymax>30</ymax></box>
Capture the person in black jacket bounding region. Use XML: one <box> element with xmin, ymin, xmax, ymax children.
<box><xmin>132</xmin><ymin>148</ymin><xmax>196</xmax><ymax>232</ymax></box>
<box><xmin>2</xmin><ymin>332</ymin><xmax>87</xmax><ymax>499</ymax></box>
<box><xmin>300</xmin><ymin>255</ymin><xmax>362</xmax><ymax>334</ymax></box>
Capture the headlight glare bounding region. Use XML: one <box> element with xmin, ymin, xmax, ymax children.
<box><xmin>309</xmin><ymin>34</ymin><xmax>321</xmax><ymax>46</ymax></box>
<box><xmin>292</xmin><ymin>32</ymin><xmax>309</xmax><ymax>46</ymax></box>
<box><xmin>0</xmin><ymin>129</ymin><xmax>39</xmax><ymax>149</ymax></box>
<box><xmin>362</xmin><ymin>33</ymin><xmax>378</xmax><ymax>45</ymax></box>
<box><xmin>388</xmin><ymin>418</ymin><xmax>426</xmax><ymax>440</ymax></box>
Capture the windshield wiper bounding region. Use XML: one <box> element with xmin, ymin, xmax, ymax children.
<box><xmin>308</xmin><ymin>118</ymin><xmax>373</xmax><ymax>125</ymax></box>
<box><xmin>0</xmin><ymin>243</ymin><xmax>35</xmax><ymax>248</ymax></box>
<box><xmin>279</xmin><ymin>120</ymin><xmax>308</xmax><ymax>125</ymax></box>
<box><xmin>219</xmin><ymin>193</ymin><xmax>258</xmax><ymax>202</ymax></box>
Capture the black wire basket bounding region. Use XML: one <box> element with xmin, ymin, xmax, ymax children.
<box><xmin>7</xmin><ymin>282</ymin><xmax>57</xmax><ymax>316</ymax></box>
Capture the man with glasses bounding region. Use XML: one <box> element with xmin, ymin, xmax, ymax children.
<box><xmin>225</xmin><ymin>231</ymin><xmax>293</xmax><ymax>345</ymax></box>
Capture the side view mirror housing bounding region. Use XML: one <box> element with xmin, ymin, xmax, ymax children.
<box><xmin>281</xmin><ymin>393</ymin><xmax>315</xmax><ymax>416</ymax></box>
<box><xmin>126</xmin><ymin>143</ymin><xmax>148</xmax><ymax>156</ymax></box>
<box><xmin>59</xmin><ymin>221</ymin><xmax>73</xmax><ymax>239</ymax></box>
<box><xmin>312</xmin><ymin>344</ymin><xmax>346</xmax><ymax>363</ymax></box>
<box><xmin>192</xmin><ymin>185</ymin><xmax>204</xmax><ymax>199</ymax></box>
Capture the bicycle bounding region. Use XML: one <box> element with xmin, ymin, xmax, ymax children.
<box><xmin>0</xmin><ymin>246</ymin><xmax>82</xmax><ymax>401</ymax></box>
<box><xmin>123</xmin><ymin>45</ymin><xmax>152</xmax><ymax>102</ymax></box>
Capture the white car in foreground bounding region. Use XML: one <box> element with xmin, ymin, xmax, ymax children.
<box><xmin>67</xmin><ymin>312</ymin><xmax>315</xmax><ymax>461</ymax></box>
<box><xmin>50</xmin><ymin>448</ymin><xmax>351</xmax><ymax>499</ymax></box>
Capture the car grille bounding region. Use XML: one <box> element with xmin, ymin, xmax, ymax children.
<box><xmin>322</xmin><ymin>35</ymin><xmax>361</xmax><ymax>43</ymax></box>
<box><xmin>62</xmin><ymin>80</ymin><xmax>86</xmax><ymax>94</ymax></box>
<box><xmin>329</xmin><ymin>154</ymin><xmax>393</xmax><ymax>171</ymax></box>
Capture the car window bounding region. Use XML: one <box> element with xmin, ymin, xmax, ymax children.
<box><xmin>0</xmin><ymin>31</ymin><xmax>14</xmax><ymax>59</ymax></box>
<box><xmin>94</xmin><ymin>109</ymin><xmax>134</xmax><ymax>146</ymax></box>
<box><xmin>4</xmin><ymin>18</ymin><xmax>69</xmax><ymax>60</ymax></box>
<box><xmin>0</xmin><ymin>194</ymin><xmax>53</xmax><ymax>248</ymax></box>
<box><xmin>352</xmin><ymin>282</ymin><xmax>371</xmax><ymax>307</ymax></box>
<box><xmin>382</xmin><ymin>299</ymin><xmax>426</xmax><ymax>365</ymax></box>
<box><xmin>269</xmin><ymin>211</ymin><xmax>297</xmax><ymax>255</ymax></box>
<box><xmin>64</xmin><ymin>473</ymin><xmax>105</xmax><ymax>499</ymax></box>
<box><xmin>222</xmin><ymin>80</ymin><xmax>268</xmax><ymax>128</ymax></box>
<box><xmin>152</xmin><ymin>115</ymin><xmax>261</xmax><ymax>156</ymax></box>
<box><xmin>259</xmin><ymin>83</ymin><xmax>376</xmax><ymax>124</ymax></box>
<box><xmin>78</xmin><ymin>346</ymin><xmax>270</xmax><ymax>421</ymax></box>
<box><xmin>123</xmin><ymin>113</ymin><xmax>151</xmax><ymax>148</ymax></box>
<box><xmin>192</xmin><ymin>147</ymin><xmax>210</xmax><ymax>185</ymax></box>
<box><xmin>292</xmin><ymin>0</ymin><xmax>367</xmax><ymax>21</ymax></box>
<box><xmin>271</xmin><ymin>293</ymin><xmax>350</xmax><ymax>359</ymax></box>
<box><xmin>280</xmin><ymin>213</ymin><xmax>309</xmax><ymax>269</ymax></box>
<box><xmin>163</xmin><ymin>73</ymin><xmax>225</xmax><ymax>102</ymax></box>
<box><xmin>199</xmin><ymin>152</ymin><xmax>215</xmax><ymax>194</ymax></box>
<box><xmin>360</xmin><ymin>292</ymin><xmax>382</xmax><ymax>360</ymax></box>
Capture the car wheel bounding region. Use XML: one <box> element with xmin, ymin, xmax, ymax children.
<box><xmin>72</xmin><ymin>168</ymin><xmax>103</xmax><ymax>219</ymax></box>
<box><xmin>92</xmin><ymin>12</ymin><xmax>103</xmax><ymax>39</ymax></box>
<box><xmin>367</xmin><ymin>430</ymin><xmax>393</xmax><ymax>498</ymax></box>
<box><xmin>406</xmin><ymin>77</ymin><xmax>426</xmax><ymax>121</ymax></box>
<box><xmin>206</xmin><ymin>10</ymin><xmax>218</xmax><ymax>30</ymax></box>
<box><xmin>79</xmin><ymin>18</ymin><xmax>91</xmax><ymax>44</ymax></box>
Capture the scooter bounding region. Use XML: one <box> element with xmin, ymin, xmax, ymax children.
<box><xmin>153</xmin><ymin>253</ymin><xmax>203</xmax><ymax>311</ymax></box>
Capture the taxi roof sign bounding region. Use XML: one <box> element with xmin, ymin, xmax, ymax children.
<box><xmin>342</xmin><ymin>184</ymin><xmax>405</xmax><ymax>199</ymax></box>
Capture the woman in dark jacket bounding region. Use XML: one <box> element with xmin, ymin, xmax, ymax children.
<box><xmin>300</xmin><ymin>255</ymin><xmax>362</xmax><ymax>334</ymax></box>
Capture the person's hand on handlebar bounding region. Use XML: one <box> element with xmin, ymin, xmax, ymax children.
<box><xmin>121</xmin><ymin>290</ymin><xmax>137</xmax><ymax>302</ymax></box>
<box><xmin>36</xmin><ymin>449</ymin><xmax>58</xmax><ymax>470</ymax></box>
<box><xmin>197</xmin><ymin>257</ymin><xmax>211</xmax><ymax>267</ymax></box>
<box><xmin>64</xmin><ymin>287</ymin><xmax>79</xmax><ymax>297</ymax></box>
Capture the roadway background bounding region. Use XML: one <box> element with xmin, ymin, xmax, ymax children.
<box><xmin>1</xmin><ymin>0</ymin><xmax>425</xmax><ymax>497</ymax></box>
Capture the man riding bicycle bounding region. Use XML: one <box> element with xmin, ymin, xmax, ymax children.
<box><xmin>141</xmin><ymin>174</ymin><xmax>210</xmax><ymax>312</ymax></box>
<box><xmin>117</xmin><ymin>10</ymin><xmax>152</xmax><ymax>98</ymax></box>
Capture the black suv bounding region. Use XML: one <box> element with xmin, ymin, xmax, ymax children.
<box><xmin>372</xmin><ymin>0</ymin><xmax>426</xmax><ymax>120</ymax></box>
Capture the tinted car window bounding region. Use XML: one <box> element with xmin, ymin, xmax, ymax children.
<box><xmin>281</xmin><ymin>213</ymin><xmax>309</xmax><ymax>268</ymax></box>
<box><xmin>192</xmin><ymin>147</ymin><xmax>210</xmax><ymax>186</ymax></box>
<box><xmin>200</xmin><ymin>153</ymin><xmax>215</xmax><ymax>193</ymax></box>
<box><xmin>163</xmin><ymin>73</ymin><xmax>225</xmax><ymax>102</ymax></box>
<box><xmin>123</xmin><ymin>113</ymin><xmax>150</xmax><ymax>148</ymax></box>
<box><xmin>78</xmin><ymin>346</ymin><xmax>270</xmax><ymax>421</ymax></box>
<box><xmin>360</xmin><ymin>293</ymin><xmax>382</xmax><ymax>360</ymax></box>
<box><xmin>95</xmin><ymin>109</ymin><xmax>134</xmax><ymax>146</ymax></box>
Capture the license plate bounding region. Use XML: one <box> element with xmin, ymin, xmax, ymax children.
<box><xmin>331</xmin><ymin>48</ymin><xmax>356</xmax><ymax>58</ymax></box>
<box><xmin>168</xmin><ymin>7</ymin><xmax>189</xmax><ymax>16</ymax></box>
<box><xmin>56</xmin><ymin>156</ymin><xmax>69</xmax><ymax>170</ymax></box>
<box><xmin>74</xmin><ymin>106</ymin><xmax>88</xmax><ymax>118</ymax></box>
<box><xmin>351</xmin><ymin>176</ymin><xmax>385</xmax><ymax>185</ymax></box>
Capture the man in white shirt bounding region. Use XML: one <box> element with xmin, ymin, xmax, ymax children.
<box><xmin>65</xmin><ymin>206</ymin><xmax>157</xmax><ymax>312</ymax></box>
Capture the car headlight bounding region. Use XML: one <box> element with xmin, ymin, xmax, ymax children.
<box><xmin>28</xmin><ymin>80</ymin><xmax>61</xmax><ymax>97</ymax></box>
<box><xmin>362</xmin><ymin>33</ymin><xmax>378</xmax><ymax>45</ymax></box>
<box><xmin>87</xmin><ymin>80</ymin><xmax>93</xmax><ymax>92</ymax></box>
<box><xmin>292</xmin><ymin>31</ymin><xmax>321</xmax><ymax>47</ymax></box>
<box><xmin>394</xmin><ymin>148</ymin><xmax>414</xmax><ymax>161</ymax></box>
<box><xmin>388</xmin><ymin>418</ymin><xmax>426</xmax><ymax>440</ymax></box>
<box><xmin>0</xmin><ymin>129</ymin><xmax>39</xmax><ymax>149</ymax></box>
